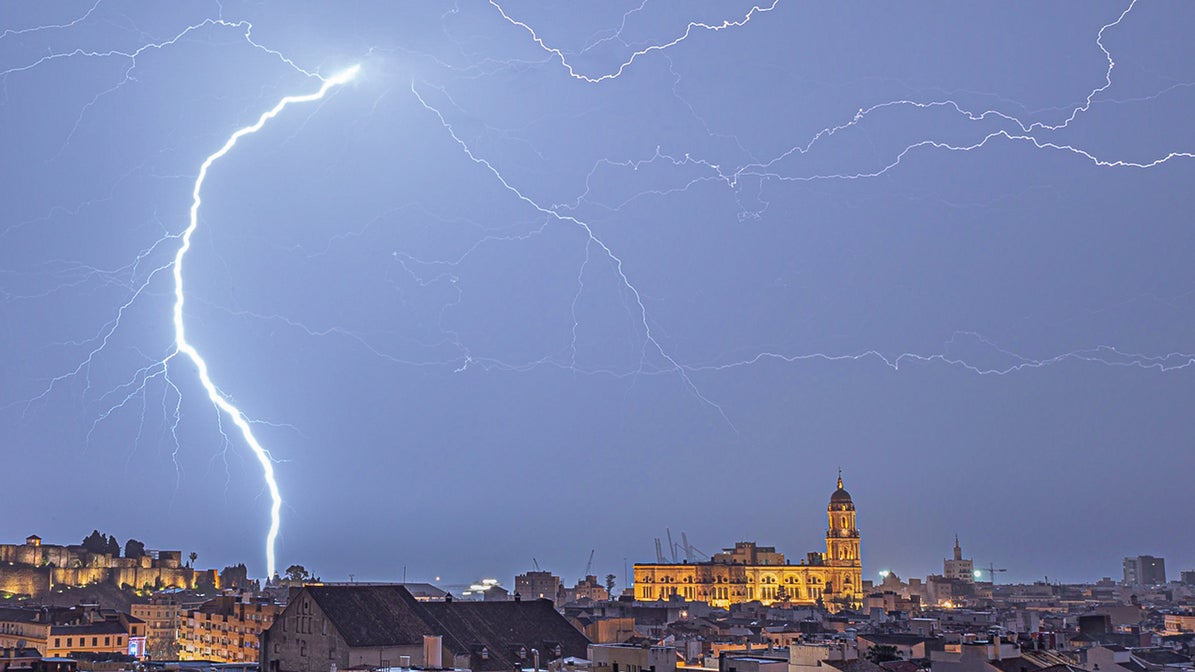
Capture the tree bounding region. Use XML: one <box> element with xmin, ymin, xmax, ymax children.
<box><xmin>604</xmin><ymin>574</ymin><xmax>617</xmax><ymax>598</ymax></box>
<box><xmin>82</xmin><ymin>530</ymin><xmax>107</xmax><ymax>554</ymax></box>
<box><xmin>106</xmin><ymin>535</ymin><xmax>121</xmax><ymax>557</ymax></box>
<box><xmin>866</xmin><ymin>646</ymin><xmax>903</xmax><ymax>664</ymax></box>
<box><xmin>285</xmin><ymin>565</ymin><xmax>311</xmax><ymax>582</ymax></box>
<box><xmin>188</xmin><ymin>551</ymin><xmax>197</xmax><ymax>568</ymax></box>
<box><xmin>124</xmin><ymin>539</ymin><xmax>146</xmax><ymax>560</ymax></box>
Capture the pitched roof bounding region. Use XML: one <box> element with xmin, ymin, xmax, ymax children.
<box><xmin>298</xmin><ymin>586</ymin><xmax>590</xmax><ymax>671</ymax></box>
<box><xmin>1132</xmin><ymin>649</ymin><xmax>1192</xmax><ymax>666</ymax></box>
<box><xmin>989</xmin><ymin>657</ymin><xmax>1046</xmax><ymax>672</ymax></box>
<box><xmin>305</xmin><ymin>585</ymin><xmax>431</xmax><ymax>647</ymax></box>
<box><xmin>826</xmin><ymin>659</ymin><xmax>886</xmax><ymax>672</ymax></box>
<box><xmin>418</xmin><ymin>599</ymin><xmax>590</xmax><ymax>671</ymax></box>
<box><xmin>858</xmin><ymin>634</ymin><xmax>935</xmax><ymax>646</ymax></box>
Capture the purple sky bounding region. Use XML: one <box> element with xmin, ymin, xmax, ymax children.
<box><xmin>2</xmin><ymin>1</ymin><xmax>1194</xmax><ymax>588</ymax></box>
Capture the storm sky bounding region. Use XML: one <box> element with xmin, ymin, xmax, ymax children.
<box><xmin>2</xmin><ymin>1</ymin><xmax>1194</xmax><ymax>588</ymax></box>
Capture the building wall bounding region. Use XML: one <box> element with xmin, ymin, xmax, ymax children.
<box><xmin>131</xmin><ymin>602</ymin><xmax>181</xmax><ymax>660</ymax></box>
<box><xmin>0</xmin><ymin>622</ymin><xmax>50</xmax><ymax>653</ymax></box>
<box><xmin>0</xmin><ymin>564</ymin><xmax>208</xmax><ymax>599</ymax></box>
<box><xmin>633</xmin><ymin>480</ymin><xmax>862</xmax><ymax>612</ymax></box>
<box><xmin>515</xmin><ymin>572</ymin><xmax>561</xmax><ymax>602</ymax></box>
<box><xmin>261</xmin><ymin>599</ymin><xmax>425</xmax><ymax>672</ymax></box>
<box><xmin>45</xmin><ymin>630</ymin><xmax>129</xmax><ymax>658</ymax></box>
<box><xmin>590</xmin><ymin>644</ymin><xmax>677</xmax><ymax>672</ymax></box>
<box><xmin>179</xmin><ymin>600</ymin><xmax>279</xmax><ymax>663</ymax></box>
<box><xmin>633</xmin><ymin>561</ymin><xmax>860</xmax><ymax>609</ymax></box>
<box><xmin>0</xmin><ymin>568</ymin><xmax>49</xmax><ymax>597</ymax></box>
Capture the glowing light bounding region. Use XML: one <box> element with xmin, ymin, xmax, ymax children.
<box><xmin>171</xmin><ymin>64</ymin><xmax>360</xmax><ymax>579</ymax></box>
<box><xmin>878</xmin><ymin>570</ymin><xmax>890</xmax><ymax>578</ymax></box>
<box><xmin>974</xmin><ymin>570</ymin><xmax>983</xmax><ymax>578</ymax></box>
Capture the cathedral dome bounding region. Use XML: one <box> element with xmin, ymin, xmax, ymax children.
<box><xmin>829</xmin><ymin>473</ymin><xmax>853</xmax><ymax>504</ymax></box>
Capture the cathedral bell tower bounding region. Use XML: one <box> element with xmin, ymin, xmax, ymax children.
<box><xmin>826</xmin><ymin>471</ymin><xmax>860</xmax><ymax>566</ymax></box>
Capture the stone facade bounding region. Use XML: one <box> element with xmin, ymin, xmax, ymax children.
<box><xmin>0</xmin><ymin>538</ymin><xmax>215</xmax><ymax>599</ymax></box>
<box><xmin>633</xmin><ymin>475</ymin><xmax>863</xmax><ymax>611</ymax></box>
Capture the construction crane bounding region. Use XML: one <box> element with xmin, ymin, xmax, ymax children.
<box><xmin>584</xmin><ymin>549</ymin><xmax>595</xmax><ymax>577</ymax></box>
<box><xmin>654</xmin><ymin>538</ymin><xmax>667</xmax><ymax>563</ymax></box>
<box><xmin>532</xmin><ymin>558</ymin><xmax>541</xmax><ymax>571</ymax></box>
<box><xmin>981</xmin><ymin>562</ymin><xmax>1007</xmax><ymax>585</ymax></box>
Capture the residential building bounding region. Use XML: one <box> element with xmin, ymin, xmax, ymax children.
<box><xmin>634</xmin><ymin>474</ymin><xmax>862</xmax><ymax>611</ymax></box>
<box><xmin>590</xmin><ymin>643</ymin><xmax>677</xmax><ymax>672</ymax></box>
<box><xmin>131</xmin><ymin>593</ymin><xmax>194</xmax><ymax>660</ymax></box>
<box><xmin>0</xmin><ymin>607</ymin><xmax>144</xmax><ymax>658</ymax></box>
<box><xmin>1164</xmin><ymin>613</ymin><xmax>1195</xmax><ymax>634</ymax></box>
<box><xmin>1123</xmin><ymin>557</ymin><xmax>1166</xmax><ymax>586</ymax></box>
<box><xmin>259</xmin><ymin>584</ymin><xmax>589</xmax><ymax>672</ymax></box>
<box><xmin>515</xmin><ymin>571</ymin><xmax>562</xmax><ymax>603</ymax></box>
<box><xmin>178</xmin><ymin>595</ymin><xmax>280</xmax><ymax>663</ymax></box>
<box><xmin>561</xmin><ymin>576</ymin><xmax>610</xmax><ymax>604</ymax></box>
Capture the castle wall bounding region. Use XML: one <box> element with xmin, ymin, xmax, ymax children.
<box><xmin>0</xmin><ymin>566</ymin><xmax>49</xmax><ymax>596</ymax></box>
<box><xmin>0</xmin><ymin>539</ymin><xmax>207</xmax><ymax>597</ymax></box>
<box><xmin>0</xmin><ymin>544</ymin><xmax>73</xmax><ymax>568</ymax></box>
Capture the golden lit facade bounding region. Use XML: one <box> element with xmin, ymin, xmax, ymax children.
<box><xmin>633</xmin><ymin>475</ymin><xmax>862</xmax><ymax>612</ymax></box>
<box><xmin>178</xmin><ymin>597</ymin><xmax>279</xmax><ymax>663</ymax></box>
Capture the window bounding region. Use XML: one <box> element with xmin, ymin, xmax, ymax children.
<box><xmin>300</xmin><ymin>640</ymin><xmax>307</xmax><ymax>657</ymax></box>
<box><xmin>105</xmin><ymin>637</ymin><xmax>110</xmax><ymax>646</ymax></box>
<box><xmin>67</xmin><ymin>638</ymin><xmax>72</xmax><ymax>647</ymax></box>
<box><xmin>93</xmin><ymin>637</ymin><xmax>98</xmax><ymax>647</ymax></box>
<box><xmin>54</xmin><ymin>639</ymin><xmax>60</xmax><ymax>648</ymax></box>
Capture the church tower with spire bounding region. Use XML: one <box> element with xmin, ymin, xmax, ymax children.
<box><xmin>944</xmin><ymin>534</ymin><xmax>975</xmax><ymax>583</ymax></box>
<box><xmin>824</xmin><ymin>471</ymin><xmax>862</xmax><ymax>608</ymax></box>
<box><xmin>826</xmin><ymin>471</ymin><xmax>860</xmax><ymax>564</ymax></box>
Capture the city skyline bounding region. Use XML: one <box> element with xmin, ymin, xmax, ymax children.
<box><xmin>3</xmin><ymin>2</ymin><xmax>1194</xmax><ymax>584</ymax></box>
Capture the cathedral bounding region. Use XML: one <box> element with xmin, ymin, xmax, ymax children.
<box><xmin>632</xmin><ymin>474</ymin><xmax>862</xmax><ymax>611</ymax></box>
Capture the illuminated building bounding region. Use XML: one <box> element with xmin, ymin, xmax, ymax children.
<box><xmin>632</xmin><ymin>474</ymin><xmax>862</xmax><ymax>611</ymax></box>
<box><xmin>944</xmin><ymin>535</ymin><xmax>975</xmax><ymax>584</ymax></box>
<box><xmin>0</xmin><ymin>606</ymin><xmax>145</xmax><ymax>658</ymax></box>
<box><xmin>178</xmin><ymin>596</ymin><xmax>280</xmax><ymax>663</ymax></box>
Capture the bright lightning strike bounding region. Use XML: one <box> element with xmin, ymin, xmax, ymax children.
<box><xmin>170</xmin><ymin>64</ymin><xmax>360</xmax><ymax>579</ymax></box>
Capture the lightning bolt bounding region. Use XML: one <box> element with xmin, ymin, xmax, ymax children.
<box><xmin>169</xmin><ymin>64</ymin><xmax>360</xmax><ymax>580</ymax></box>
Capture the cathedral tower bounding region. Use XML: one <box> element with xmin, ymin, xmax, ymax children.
<box><xmin>826</xmin><ymin>471</ymin><xmax>860</xmax><ymax>565</ymax></box>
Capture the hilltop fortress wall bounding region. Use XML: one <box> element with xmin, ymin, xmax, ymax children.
<box><xmin>0</xmin><ymin>541</ymin><xmax>215</xmax><ymax>598</ymax></box>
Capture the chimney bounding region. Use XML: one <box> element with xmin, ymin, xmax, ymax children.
<box><xmin>424</xmin><ymin>635</ymin><xmax>443</xmax><ymax>669</ymax></box>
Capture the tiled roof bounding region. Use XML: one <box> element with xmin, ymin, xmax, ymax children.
<box><xmin>989</xmin><ymin>657</ymin><xmax>1045</xmax><ymax>672</ymax></box>
<box><xmin>419</xmin><ymin>599</ymin><xmax>590</xmax><ymax>671</ymax></box>
<box><xmin>299</xmin><ymin>586</ymin><xmax>590</xmax><ymax>671</ymax></box>
<box><xmin>1132</xmin><ymin>649</ymin><xmax>1192</xmax><ymax>666</ymax></box>
<box><xmin>858</xmin><ymin>634</ymin><xmax>935</xmax><ymax>646</ymax></box>
<box><xmin>50</xmin><ymin>621</ymin><xmax>128</xmax><ymax>635</ymax></box>
<box><xmin>306</xmin><ymin>584</ymin><xmax>430</xmax><ymax>647</ymax></box>
<box><xmin>825</xmin><ymin>659</ymin><xmax>887</xmax><ymax>672</ymax></box>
